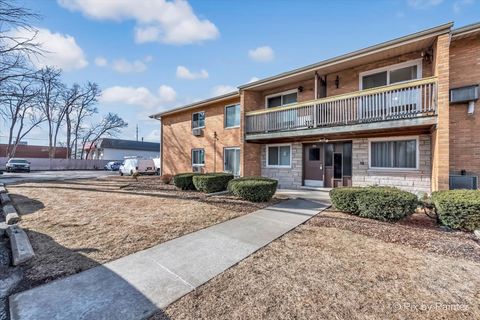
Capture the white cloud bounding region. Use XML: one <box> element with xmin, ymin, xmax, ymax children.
<box><xmin>10</xmin><ymin>27</ymin><xmax>87</xmax><ymax>71</ymax></box>
<box><xmin>249</xmin><ymin>76</ymin><xmax>260</xmax><ymax>83</ymax></box>
<box><xmin>212</xmin><ymin>85</ymin><xmax>236</xmax><ymax>96</ymax></box>
<box><xmin>145</xmin><ymin>129</ymin><xmax>160</xmax><ymax>142</ymax></box>
<box><xmin>407</xmin><ymin>0</ymin><xmax>443</xmax><ymax>9</ymax></box>
<box><xmin>58</xmin><ymin>0</ymin><xmax>219</xmax><ymax>45</ymax></box>
<box><xmin>176</xmin><ymin>65</ymin><xmax>209</xmax><ymax>80</ymax></box>
<box><xmin>453</xmin><ymin>0</ymin><xmax>474</xmax><ymax>13</ymax></box>
<box><xmin>94</xmin><ymin>56</ymin><xmax>107</xmax><ymax>67</ymax></box>
<box><xmin>100</xmin><ymin>85</ymin><xmax>176</xmax><ymax>109</ymax></box>
<box><xmin>248</xmin><ymin>46</ymin><xmax>274</xmax><ymax>62</ymax></box>
<box><xmin>112</xmin><ymin>58</ymin><xmax>147</xmax><ymax>73</ymax></box>
<box><xmin>157</xmin><ymin>85</ymin><xmax>177</xmax><ymax>102</ymax></box>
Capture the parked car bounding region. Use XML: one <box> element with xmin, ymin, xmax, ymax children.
<box><xmin>104</xmin><ymin>161</ymin><xmax>122</xmax><ymax>171</ymax></box>
<box><xmin>119</xmin><ymin>158</ymin><xmax>156</xmax><ymax>176</ymax></box>
<box><xmin>6</xmin><ymin>158</ymin><xmax>31</xmax><ymax>173</ymax></box>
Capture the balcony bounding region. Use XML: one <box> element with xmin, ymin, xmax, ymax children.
<box><xmin>245</xmin><ymin>77</ymin><xmax>437</xmax><ymax>139</ymax></box>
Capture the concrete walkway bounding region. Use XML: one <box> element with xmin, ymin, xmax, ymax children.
<box><xmin>10</xmin><ymin>195</ymin><xmax>330</xmax><ymax>320</ymax></box>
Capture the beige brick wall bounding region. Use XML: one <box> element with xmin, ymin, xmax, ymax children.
<box><xmin>352</xmin><ymin>135</ymin><xmax>432</xmax><ymax>195</ymax></box>
<box><xmin>449</xmin><ymin>34</ymin><xmax>480</xmax><ymax>180</ymax></box>
<box><xmin>431</xmin><ymin>33</ymin><xmax>451</xmax><ymax>191</ymax></box>
<box><xmin>161</xmin><ymin>97</ymin><xmax>241</xmax><ymax>175</ymax></box>
<box><xmin>260</xmin><ymin>143</ymin><xmax>303</xmax><ymax>189</ymax></box>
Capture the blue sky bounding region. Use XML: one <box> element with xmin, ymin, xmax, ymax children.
<box><xmin>3</xmin><ymin>0</ymin><xmax>479</xmax><ymax>145</ymax></box>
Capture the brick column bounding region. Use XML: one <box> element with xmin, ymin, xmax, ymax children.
<box><xmin>431</xmin><ymin>33</ymin><xmax>451</xmax><ymax>191</ymax></box>
<box><xmin>240</xmin><ymin>90</ymin><xmax>262</xmax><ymax>177</ymax></box>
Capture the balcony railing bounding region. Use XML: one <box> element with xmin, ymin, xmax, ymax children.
<box><xmin>245</xmin><ymin>77</ymin><xmax>437</xmax><ymax>135</ymax></box>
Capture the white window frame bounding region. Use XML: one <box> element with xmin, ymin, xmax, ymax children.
<box><xmin>192</xmin><ymin>111</ymin><xmax>205</xmax><ymax>129</ymax></box>
<box><xmin>223</xmin><ymin>147</ymin><xmax>241</xmax><ymax>176</ymax></box>
<box><xmin>224</xmin><ymin>103</ymin><xmax>241</xmax><ymax>129</ymax></box>
<box><xmin>368</xmin><ymin>136</ymin><xmax>420</xmax><ymax>171</ymax></box>
<box><xmin>265</xmin><ymin>89</ymin><xmax>298</xmax><ymax>109</ymax></box>
<box><xmin>191</xmin><ymin>148</ymin><xmax>205</xmax><ymax>167</ymax></box>
<box><xmin>359</xmin><ymin>59</ymin><xmax>423</xmax><ymax>90</ymax></box>
<box><xmin>266</xmin><ymin>143</ymin><xmax>292</xmax><ymax>168</ymax></box>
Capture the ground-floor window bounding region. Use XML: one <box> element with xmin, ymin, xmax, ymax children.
<box><xmin>266</xmin><ymin>144</ymin><xmax>291</xmax><ymax>168</ymax></box>
<box><xmin>369</xmin><ymin>137</ymin><xmax>418</xmax><ymax>169</ymax></box>
<box><xmin>224</xmin><ymin>147</ymin><xmax>240</xmax><ymax>176</ymax></box>
<box><xmin>192</xmin><ymin>148</ymin><xmax>205</xmax><ymax>166</ymax></box>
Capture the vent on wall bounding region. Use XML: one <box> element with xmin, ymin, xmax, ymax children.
<box><xmin>192</xmin><ymin>128</ymin><xmax>203</xmax><ymax>136</ymax></box>
<box><xmin>450</xmin><ymin>85</ymin><xmax>479</xmax><ymax>103</ymax></box>
<box><xmin>449</xmin><ymin>175</ymin><xmax>478</xmax><ymax>190</ymax></box>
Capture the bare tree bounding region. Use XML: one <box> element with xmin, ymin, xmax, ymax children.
<box><xmin>35</xmin><ymin>66</ymin><xmax>63</xmax><ymax>158</ymax></box>
<box><xmin>68</xmin><ymin>82</ymin><xmax>100</xmax><ymax>159</ymax></box>
<box><xmin>0</xmin><ymin>74</ymin><xmax>44</xmax><ymax>157</ymax></box>
<box><xmin>81</xmin><ymin>113</ymin><xmax>128</xmax><ymax>159</ymax></box>
<box><xmin>0</xmin><ymin>0</ymin><xmax>41</xmax><ymax>87</ymax></box>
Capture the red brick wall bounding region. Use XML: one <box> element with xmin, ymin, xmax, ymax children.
<box><xmin>161</xmin><ymin>97</ymin><xmax>241</xmax><ymax>175</ymax></box>
<box><xmin>0</xmin><ymin>144</ymin><xmax>69</xmax><ymax>158</ymax></box>
<box><xmin>449</xmin><ymin>34</ymin><xmax>480</xmax><ymax>179</ymax></box>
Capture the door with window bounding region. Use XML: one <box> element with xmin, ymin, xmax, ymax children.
<box><xmin>323</xmin><ymin>142</ymin><xmax>352</xmax><ymax>188</ymax></box>
<box><xmin>303</xmin><ymin>144</ymin><xmax>324</xmax><ymax>187</ymax></box>
<box><xmin>224</xmin><ymin>148</ymin><xmax>240</xmax><ymax>176</ymax></box>
<box><xmin>360</xmin><ymin>60</ymin><xmax>421</xmax><ymax>119</ymax></box>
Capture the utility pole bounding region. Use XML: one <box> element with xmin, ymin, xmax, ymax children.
<box><xmin>213</xmin><ymin>131</ymin><xmax>218</xmax><ymax>172</ymax></box>
<box><xmin>136</xmin><ymin>124</ymin><xmax>139</xmax><ymax>141</ymax></box>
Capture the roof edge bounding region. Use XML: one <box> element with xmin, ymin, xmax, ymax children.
<box><xmin>452</xmin><ymin>22</ymin><xmax>480</xmax><ymax>38</ymax></box>
<box><xmin>238</xmin><ymin>22</ymin><xmax>453</xmax><ymax>90</ymax></box>
<box><xmin>149</xmin><ymin>91</ymin><xmax>239</xmax><ymax>119</ymax></box>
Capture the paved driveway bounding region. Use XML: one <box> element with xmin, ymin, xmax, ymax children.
<box><xmin>0</xmin><ymin>170</ymin><xmax>116</xmax><ymax>185</ymax></box>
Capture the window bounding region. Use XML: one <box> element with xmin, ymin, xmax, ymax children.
<box><xmin>266</xmin><ymin>90</ymin><xmax>298</xmax><ymax>108</ymax></box>
<box><xmin>224</xmin><ymin>148</ymin><xmax>240</xmax><ymax>176</ymax></box>
<box><xmin>369</xmin><ymin>138</ymin><xmax>418</xmax><ymax>169</ymax></box>
<box><xmin>266</xmin><ymin>144</ymin><xmax>291</xmax><ymax>167</ymax></box>
<box><xmin>225</xmin><ymin>104</ymin><xmax>240</xmax><ymax>128</ymax></box>
<box><xmin>192</xmin><ymin>112</ymin><xmax>205</xmax><ymax>129</ymax></box>
<box><xmin>192</xmin><ymin>148</ymin><xmax>205</xmax><ymax>166</ymax></box>
<box><xmin>309</xmin><ymin>148</ymin><xmax>320</xmax><ymax>161</ymax></box>
<box><xmin>360</xmin><ymin>60</ymin><xmax>421</xmax><ymax>90</ymax></box>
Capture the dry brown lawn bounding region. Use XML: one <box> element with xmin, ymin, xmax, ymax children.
<box><xmin>7</xmin><ymin>176</ymin><xmax>274</xmax><ymax>290</ymax></box>
<box><xmin>153</xmin><ymin>210</ymin><xmax>480</xmax><ymax>320</ymax></box>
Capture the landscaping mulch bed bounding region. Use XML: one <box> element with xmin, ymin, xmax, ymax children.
<box><xmin>153</xmin><ymin>210</ymin><xmax>480</xmax><ymax>320</ymax></box>
<box><xmin>8</xmin><ymin>176</ymin><xmax>276</xmax><ymax>291</ymax></box>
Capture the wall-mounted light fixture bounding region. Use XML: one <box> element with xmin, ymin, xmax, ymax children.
<box><xmin>298</xmin><ymin>86</ymin><xmax>304</xmax><ymax>92</ymax></box>
<box><xmin>335</xmin><ymin>76</ymin><xmax>340</xmax><ymax>89</ymax></box>
<box><xmin>422</xmin><ymin>47</ymin><xmax>434</xmax><ymax>64</ymax></box>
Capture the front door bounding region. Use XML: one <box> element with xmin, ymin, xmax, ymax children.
<box><xmin>303</xmin><ymin>144</ymin><xmax>323</xmax><ymax>187</ymax></box>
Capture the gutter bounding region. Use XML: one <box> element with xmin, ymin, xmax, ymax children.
<box><xmin>149</xmin><ymin>91</ymin><xmax>239</xmax><ymax>119</ymax></box>
<box><xmin>238</xmin><ymin>22</ymin><xmax>453</xmax><ymax>90</ymax></box>
<box><xmin>452</xmin><ymin>22</ymin><xmax>480</xmax><ymax>38</ymax></box>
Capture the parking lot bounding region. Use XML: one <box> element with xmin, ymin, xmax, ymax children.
<box><xmin>0</xmin><ymin>170</ymin><xmax>116</xmax><ymax>184</ymax></box>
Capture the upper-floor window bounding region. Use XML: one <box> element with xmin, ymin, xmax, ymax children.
<box><xmin>192</xmin><ymin>111</ymin><xmax>205</xmax><ymax>129</ymax></box>
<box><xmin>265</xmin><ymin>89</ymin><xmax>298</xmax><ymax>108</ymax></box>
<box><xmin>225</xmin><ymin>104</ymin><xmax>240</xmax><ymax>128</ymax></box>
<box><xmin>360</xmin><ymin>59</ymin><xmax>422</xmax><ymax>90</ymax></box>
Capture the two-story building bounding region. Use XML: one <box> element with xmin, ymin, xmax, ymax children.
<box><xmin>151</xmin><ymin>22</ymin><xmax>480</xmax><ymax>195</ymax></box>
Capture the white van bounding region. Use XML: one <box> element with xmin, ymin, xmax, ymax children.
<box><xmin>119</xmin><ymin>158</ymin><xmax>156</xmax><ymax>176</ymax></box>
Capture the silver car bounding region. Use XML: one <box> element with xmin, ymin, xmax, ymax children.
<box><xmin>6</xmin><ymin>158</ymin><xmax>31</xmax><ymax>173</ymax></box>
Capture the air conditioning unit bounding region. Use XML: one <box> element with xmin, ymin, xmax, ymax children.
<box><xmin>449</xmin><ymin>175</ymin><xmax>478</xmax><ymax>190</ymax></box>
<box><xmin>450</xmin><ymin>85</ymin><xmax>478</xmax><ymax>114</ymax></box>
<box><xmin>192</xmin><ymin>166</ymin><xmax>203</xmax><ymax>173</ymax></box>
<box><xmin>192</xmin><ymin>128</ymin><xmax>203</xmax><ymax>136</ymax></box>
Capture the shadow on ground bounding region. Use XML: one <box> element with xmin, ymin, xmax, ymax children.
<box><xmin>11</xmin><ymin>229</ymin><xmax>170</xmax><ymax>320</ymax></box>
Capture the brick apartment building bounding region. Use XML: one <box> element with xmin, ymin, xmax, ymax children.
<box><xmin>151</xmin><ymin>22</ymin><xmax>480</xmax><ymax>194</ymax></box>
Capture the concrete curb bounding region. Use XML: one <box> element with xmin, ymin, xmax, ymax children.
<box><xmin>2</xmin><ymin>204</ymin><xmax>20</xmax><ymax>225</ymax></box>
<box><xmin>6</xmin><ymin>225</ymin><xmax>34</xmax><ymax>266</ymax></box>
<box><xmin>0</xmin><ymin>193</ymin><xmax>12</xmax><ymax>205</ymax></box>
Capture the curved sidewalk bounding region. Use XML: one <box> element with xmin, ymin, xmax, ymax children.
<box><xmin>10</xmin><ymin>194</ymin><xmax>330</xmax><ymax>320</ymax></box>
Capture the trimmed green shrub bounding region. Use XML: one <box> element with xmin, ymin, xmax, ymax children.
<box><xmin>228</xmin><ymin>177</ymin><xmax>278</xmax><ymax>202</ymax></box>
<box><xmin>355</xmin><ymin>187</ymin><xmax>418</xmax><ymax>221</ymax></box>
<box><xmin>192</xmin><ymin>173</ymin><xmax>234</xmax><ymax>193</ymax></box>
<box><xmin>431</xmin><ymin>190</ymin><xmax>480</xmax><ymax>231</ymax></box>
<box><xmin>330</xmin><ymin>187</ymin><xmax>363</xmax><ymax>214</ymax></box>
<box><xmin>173</xmin><ymin>173</ymin><xmax>200</xmax><ymax>190</ymax></box>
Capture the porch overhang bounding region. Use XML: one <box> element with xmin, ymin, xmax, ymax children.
<box><xmin>244</xmin><ymin>117</ymin><xmax>437</xmax><ymax>142</ymax></box>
